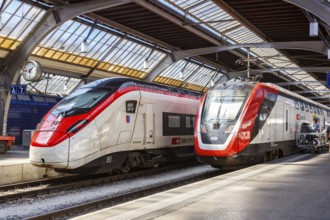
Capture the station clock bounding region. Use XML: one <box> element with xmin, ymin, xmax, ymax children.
<box><xmin>21</xmin><ymin>60</ymin><xmax>42</xmax><ymax>82</ymax></box>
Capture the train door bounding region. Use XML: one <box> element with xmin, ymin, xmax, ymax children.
<box><xmin>117</xmin><ymin>99</ymin><xmax>140</xmax><ymax>145</ymax></box>
<box><xmin>284</xmin><ymin>104</ymin><xmax>290</xmax><ymax>140</ymax></box>
<box><xmin>144</xmin><ymin>103</ymin><xmax>154</xmax><ymax>145</ymax></box>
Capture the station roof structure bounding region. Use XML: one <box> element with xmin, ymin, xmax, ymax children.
<box><xmin>0</xmin><ymin>0</ymin><xmax>330</xmax><ymax>104</ymax></box>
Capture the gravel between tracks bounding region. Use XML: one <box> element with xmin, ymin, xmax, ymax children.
<box><xmin>0</xmin><ymin>165</ymin><xmax>218</xmax><ymax>219</ymax></box>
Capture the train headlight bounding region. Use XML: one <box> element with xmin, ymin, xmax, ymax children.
<box><xmin>224</xmin><ymin>125</ymin><xmax>235</xmax><ymax>134</ymax></box>
<box><xmin>67</xmin><ymin>120</ymin><xmax>89</xmax><ymax>133</ymax></box>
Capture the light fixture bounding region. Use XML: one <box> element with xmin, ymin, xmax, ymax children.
<box><xmin>143</xmin><ymin>59</ymin><xmax>149</xmax><ymax>69</ymax></box>
<box><xmin>179</xmin><ymin>70</ymin><xmax>184</xmax><ymax>79</ymax></box>
<box><xmin>179</xmin><ymin>59</ymin><xmax>189</xmax><ymax>80</ymax></box>
<box><xmin>81</xmin><ymin>39</ymin><xmax>88</xmax><ymax>54</ymax></box>
<box><xmin>63</xmin><ymin>84</ymin><xmax>68</xmax><ymax>90</ymax></box>
<box><xmin>309</xmin><ymin>18</ymin><xmax>318</xmax><ymax>37</ymax></box>
<box><xmin>328</xmin><ymin>48</ymin><xmax>330</xmax><ymax>60</ymax></box>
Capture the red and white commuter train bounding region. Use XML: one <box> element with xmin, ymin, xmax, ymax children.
<box><xmin>194</xmin><ymin>79</ymin><xmax>330</xmax><ymax>168</ymax></box>
<box><xmin>30</xmin><ymin>78</ymin><xmax>200</xmax><ymax>174</ymax></box>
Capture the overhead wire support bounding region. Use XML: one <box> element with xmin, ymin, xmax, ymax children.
<box><xmin>144</xmin><ymin>44</ymin><xmax>157</xmax><ymax>69</ymax></box>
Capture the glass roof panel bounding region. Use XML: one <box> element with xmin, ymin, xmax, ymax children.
<box><xmin>20</xmin><ymin>74</ymin><xmax>82</xmax><ymax>97</ymax></box>
<box><xmin>165</xmin><ymin>0</ymin><xmax>327</xmax><ymax>94</ymax></box>
<box><xmin>0</xmin><ymin>0</ymin><xmax>45</xmax><ymax>49</ymax></box>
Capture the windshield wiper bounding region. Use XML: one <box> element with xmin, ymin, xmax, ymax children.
<box><xmin>213</xmin><ymin>98</ymin><xmax>224</xmax><ymax>129</ymax></box>
<box><xmin>61</xmin><ymin>107</ymin><xmax>89</xmax><ymax>116</ymax></box>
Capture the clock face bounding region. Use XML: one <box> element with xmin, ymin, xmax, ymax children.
<box><xmin>22</xmin><ymin>60</ymin><xmax>42</xmax><ymax>82</ymax></box>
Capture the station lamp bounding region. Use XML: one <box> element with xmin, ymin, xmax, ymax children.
<box><xmin>309</xmin><ymin>18</ymin><xmax>318</xmax><ymax>37</ymax></box>
<box><xmin>143</xmin><ymin>59</ymin><xmax>149</xmax><ymax>69</ymax></box>
<box><xmin>81</xmin><ymin>39</ymin><xmax>88</xmax><ymax>54</ymax></box>
<box><xmin>179</xmin><ymin>70</ymin><xmax>185</xmax><ymax>79</ymax></box>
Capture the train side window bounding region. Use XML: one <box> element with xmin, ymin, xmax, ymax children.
<box><xmin>168</xmin><ymin>115</ymin><xmax>180</xmax><ymax>128</ymax></box>
<box><xmin>126</xmin><ymin>100</ymin><xmax>137</xmax><ymax>113</ymax></box>
<box><xmin>185</xmin><ymin>115</ymin><xmax>195</xmax><ymax>129</ymax></box>
<box><xmin>305</xmin><ymin>103</ymin><xmax>309</xmax><ymax>112</ymax></box>
<box><xmin>300</xmin><ymin>102</ymin><xmax>305</xmax><ymax>111</ymax></box>
<box><xmin>294</xmin><ymin>100</ymin><xmax>299</xmax><ymax>109</ymax></box>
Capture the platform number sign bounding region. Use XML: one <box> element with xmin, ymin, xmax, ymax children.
<box><xmin>10</xmin><ymin>84</ymin><xmax>27</xmax><ymax>95</ymax></box>
<box><xmin>327</xmin><ymin>72</ymin><xmax>330</xmax><ymax>88</ymax></box>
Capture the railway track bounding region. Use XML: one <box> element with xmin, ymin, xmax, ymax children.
<box><xmin>0</xmin><ymin>161</ymin><xmax>200</xmax><ymax>203</ymax></box>
<box><xmin>27</xmin><ymin>167</ymin><xmax>224</xmax><ymax>220</ymax></box>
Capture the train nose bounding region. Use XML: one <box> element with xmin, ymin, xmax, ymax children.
<box><xmin>29</xmin><ymin>131</ymin><xmax>70</xmax><ymax>169</ymax></box>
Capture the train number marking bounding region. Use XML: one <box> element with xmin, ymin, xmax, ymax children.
<box><xmin>106</xmin><ymin>156</ymin><xmax>112</xmax><ymax>163</ymax></box>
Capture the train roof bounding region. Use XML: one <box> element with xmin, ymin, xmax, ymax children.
<box><xmin>82</xmin><ymin>77</ymin><xmax>202</xmax><ymax>97</ymax></box>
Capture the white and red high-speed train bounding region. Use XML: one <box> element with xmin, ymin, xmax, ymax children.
<box><xmin>194</xmin><ymin>79</ymin><xmax>330</xmax><ymax>168</ymax></box>
<box><xmin>30</xmin><ymin>78</ymin><xmax>200</xmax><ymax>174</ymax></box>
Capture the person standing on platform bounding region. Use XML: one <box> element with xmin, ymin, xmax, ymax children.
<box><xmin>327</xmin><ymin>126</ymin><xmax>330</xmax><ymax>157</ymax></box>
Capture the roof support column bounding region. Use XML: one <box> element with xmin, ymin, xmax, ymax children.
<box><xmin>0</xmin><ymin>0</ymin><xmax>132</xmax><ymax>135</ymax></box>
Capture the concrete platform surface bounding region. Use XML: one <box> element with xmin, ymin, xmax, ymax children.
<box><xmin>73</xmin><ymin>153</ymin><xmax>330</xmax><ymax>220</ymax></box>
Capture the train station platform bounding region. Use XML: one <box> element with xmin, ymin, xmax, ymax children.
<box><xmin>0</xmin><ymin>146</ymin><xmax>64</xmax><ymax>185</ymax></box>
<box><xmin>74</xmin><ymin>153</ymin><xmax>330</xmax><ymax>220</ymax></box>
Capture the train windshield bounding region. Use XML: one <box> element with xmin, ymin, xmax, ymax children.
<box><xmin>52</xmin><ymin>87</ymin><xmax>112</xmax><ymax>117</ymax></box>
<box><xmin>202</xmin><ymin>90</ymin><xmax>248</xmax><ymax>123</ymax></box>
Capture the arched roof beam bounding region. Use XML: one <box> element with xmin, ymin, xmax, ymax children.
<box><xmin>145</xmin><ymin>41</ymin><xmax>327</xmax><ymax>82</ymax></box>
<box><xmin>1</xmin><ymin>0</ymin><xmax>133</xmax><ymax>81</ymax></box>
<box><xmin>229</xmin><ymin>67</ymin><xmax>330</xmax><ymax>75</ymax></box>
<box><xmin>308</xmin><ymin>96</ymin><xmax>330</xmax><ymax>100</ymax></box>
<box><xmin>284</xmin><ymin>0</ymin><xmax>330</xmax><ymax>27</ymax></box>
<box><xmin>174</xmin><ymin>41</ymin><xmax>327</xmax><ymax>61</ymax></box>
<box><xmin>0</xmin><ymin>0</ymin><xmax>132</xmax><ymax>135</ymax></box>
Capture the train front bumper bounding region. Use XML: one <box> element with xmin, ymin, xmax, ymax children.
<box><xmin>29</xmin><ymin>131</ymin><xmax>70</xmax><ymax>169</ymax></box>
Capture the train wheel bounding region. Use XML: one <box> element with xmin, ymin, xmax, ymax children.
<box><xmin>153</xmin><ymin>162</ymin><xmax>160</xmax><ymax>168</ymax></box>
<box><xmin>120</xmin><ymin>160</ymin><xmax>131</xmax><ymax>173</ymax></box>
<box><xmin>0</xmin><ymin>141</ymin><xmax>9</xmax><ymax>154</ymax></box>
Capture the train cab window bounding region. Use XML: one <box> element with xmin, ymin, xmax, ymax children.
<box><xmin>259</xmin><ymin>103</ymin><xmax>269</xmax><ymax>121</ymax></box>
<box><xmin>126</xmin><ymin>100</ymin><xmax>137</xmax><ymax>113</ymax></box>
<box><xmin>294</xmin><ymin>100</ymin><xmax>299</xmax><ymax>109</ymax></box>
